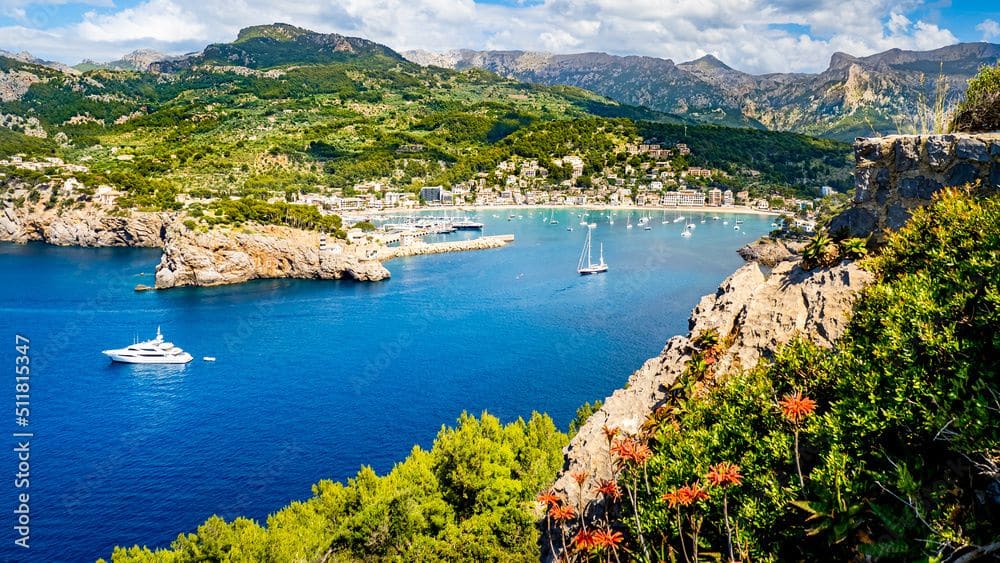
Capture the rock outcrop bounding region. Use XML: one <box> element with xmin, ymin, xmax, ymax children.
<box><xmin>736</xmin><ymin>237</ymin><xmax>803</xmax><ymax>267</ymax></box>
<box><xmin>154</xmin><ymin>223</ymin><xmax>390</xmax><ymax>288</ymax></box>
<box><xmin>547</xmin><ymin>256</ymin><xmax>872</xmax><ymax>541</ymax></box>
<box><xmin>0</xmin><ymin>202</ymin><xmax>167</xmax><ymax>247</ymax></box>
<box><xmin>547</xmin><ymin>133</ymin><xmax>998</xmax><ymax>553</ymax></box>
<box><xmin>0</xmin><ymin>201</ymin><xmax>392</xmax><ymax>287</ymax></box>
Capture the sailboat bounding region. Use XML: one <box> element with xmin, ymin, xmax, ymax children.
<box><xmin>578</xmin><ymin>227</ymin><xmax>608</xmax><ymax>275</ymax></box>
<box><xmin>626</xmin><ymin>214</ymin><xmax>633</xmax><ymax>229</ymax></box>
<box><xmin>548</xmin><ymin>209</ymin><xmax>559</xmax><ymax>225</ymax></box>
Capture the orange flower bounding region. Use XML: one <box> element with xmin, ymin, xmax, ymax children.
<box><xmin>571</xmin><ymin>470</ymin><xmax>588</xmax><ymax>486</ymax></box>
<box><xmin>661</xmin><ymin>490</ymin><xmax>681</xmax><ymax>508</ymax></box>
<box><xmin>706</xmin><ymin>461</ymin><xmax>743</xmax><ymax>488</ymax></box>
<box><xmin>610</xmin><ymin>436</ymin><xmax>653</xmax><ymax>466</ymax></box>
<box><xmin>573</xmin><ymin>529</ymin><xmax>599</xmax><ymax>551</ymax></box>
<box><xmin>537</xmin><ymin>491</ymin><xmax>561</xmax><ymax>509</ymax></box>
<box><xmin>592</xmin><ymin>528</ymin><xmax>624</xmax><ymax>548</ymax></box>
<box><xmin>665</xmin><ymin>482</ymin><xmax>710</xmax><ymax>507</ymax></box>
<box><xmin>550</xmin><ymin>503</ymin><xmax>576</xmax><ymax>521</ymax></box>
<box><xmin>602</xmin><ymin>425</ymin><xmax>620</xmax><ymax>441</ymax></box>
<box><xmin>779</xmin><ymin>391</ymin><xmax>817</xmax><ymax>424</ymax></box>
<box><xmin>594</xmin><ymin>479</ymin><xmax>622</xmax><ymax>500</ymax></box>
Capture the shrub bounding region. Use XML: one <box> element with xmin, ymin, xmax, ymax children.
<box><xmin>951</xmin><ymin>60</ymin><xmax>1000</xmax><ymax>132</ymax></box>
<box><xmin>106</xmin><ymin>412</ymin><xmax>567</xmax><ymax>562</ymax></box>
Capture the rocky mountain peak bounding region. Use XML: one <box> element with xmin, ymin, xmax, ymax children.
<box><xmin>119</xmin><ymin>49</ymin><xmax>171</xmax><ymax>71</ymax></box>
<box><xmin>682</xmin><ymin>53</ymin><xmax>732</xmax><ymax>71</ymax></box>
<box><xmin>828</xmin><ymin>51</ymin><xmax>860</xmax><ymax>70</ymax></box>
<box><xmin>235</xmin><ymin>23</ymin><xmax>314</xmax><ymax>43</ymax></box>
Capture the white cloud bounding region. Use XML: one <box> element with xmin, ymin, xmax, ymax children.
<box><xmin>0</xmin><ymin>0</ymin><xmax>967</xmax><ymax>73</ymax></box>
<box><xmin>887</xmin><ymin>12</ymin><xmax>911</xmax><ymax>35</ymax></box>
<box><xmin>977</xmin><ymin>19</ymin><xmax>1000</xmax><ymax>42</ymax></box>
<box><xmin>77</xmin><ymin>0</ymin><xmax>206</xmax><ymax>42</ymax></box>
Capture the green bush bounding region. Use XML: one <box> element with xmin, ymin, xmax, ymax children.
<box><xmin>106</xmin><ymin>412</ymin><xmax>567</xmax><ymax>562</ymax></box>
<box><xmin>951</xmin><ymin>61</ymin><xmax>1000</xmax><ymax>132</ymax></box>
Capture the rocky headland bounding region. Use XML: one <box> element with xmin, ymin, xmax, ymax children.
<box><xmin>0</xmin><ymin>198</ymin><xmax>517</xmax><ymax>289</ymax></box>
<box><xmin>0</xmin><ymin>202</ymin><xmax>168</xmax><ymax>246</ymax></box>
<box><xmin>0</xmin><ymin>200</ymin><xmax>391</xmax><ymax>287</ymax></box>
<box><xmin>154</xmin><ymin>223</ymin><xmax>390</xmax><ymax>288</ymax></box>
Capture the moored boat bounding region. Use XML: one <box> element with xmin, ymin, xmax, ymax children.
<box><xmin>102</xmin><ymin>327</ymin><xmax>193</xmax><ymax>364</ymax></box>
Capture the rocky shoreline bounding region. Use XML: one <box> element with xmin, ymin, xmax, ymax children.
<box><xmin>0</xmin><ymin>201</ymin><xmax>517</xmax><ymax>288</ymax></box>
<box><xmin>544</xmin><ymin>132</ymin><xmax>1000</xmax><ymax>556</ymax></box>
<box><xmin>1</xmin><ymin>203</ymin><xmax>168</xmax><ymax>247</ymax></box>
<box><xmin>154</xmin><ymin>223</ymin><xmax>390</xmax><ymax>288</ymax></box>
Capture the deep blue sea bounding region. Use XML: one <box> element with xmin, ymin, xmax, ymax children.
<box><xmin>0</xmin><ymin>208</ymin><xmax>770</xmax><ymax>561</ymax></box>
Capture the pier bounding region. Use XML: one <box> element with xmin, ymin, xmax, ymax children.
<box><xmin>380</xmin><ymin>235</ymin><xmax>515</xmax><ymax>260</ymax></box>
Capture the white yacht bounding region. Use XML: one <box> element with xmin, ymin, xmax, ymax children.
<box><xmin>578</xmin><ymin>226</ymin><xmax>608</xmax><ymax>275</ymax></box>
<box><xmin>451</xmin><ymin>218</ymin><xmax>484</xmax><ymax>230</ymax></box>
<box><xmin>103</xmin><ymin>327</ymin><xmax>193</xmax><ymax>364</ymax></box>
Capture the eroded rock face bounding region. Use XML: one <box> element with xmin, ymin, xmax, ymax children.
<box><xmin>545</xmin><ymin>257</ymin><xmax>872</xmax><ymax>548</ymax></box>
<box><xmin>0</xmin><ymin>201</ymin><xmax>392</xmax><ymax>287</ymax></box>
<box><xmin>154</xmin><ymin>223</ymin><xmax>390</xmax><ymax>288</ymax></box>
<box><xmin>736</xmin><ymin>237</ymin><xmax>804</xmax><ymax>267</ymax></box>
<box><xmin>0</xmin><ymin>202</ymin><xmax>166</xmax><ymax>247</ymax></box>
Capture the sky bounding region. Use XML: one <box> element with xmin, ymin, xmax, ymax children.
<box><xmin>0</xmin><ymin>0</ymin><xmax>996</xmax><ymax>73</ymax></box>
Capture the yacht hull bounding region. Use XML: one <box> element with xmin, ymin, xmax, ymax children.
<box><xmin>103</xmin><ymin>351</ymin><xmax>193</xmax><ymax>364</ymax></box>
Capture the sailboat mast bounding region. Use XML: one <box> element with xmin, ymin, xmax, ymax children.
<box><xmin>587</xmin><ymin>229</ymin><xmax>593</xmax><ymax>267</ymax></box>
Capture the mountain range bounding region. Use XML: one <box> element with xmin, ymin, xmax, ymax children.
<box><xmin>4</xmin><ymin>22</ymin><xmax>996</xmax><ymax>141</ymax></box>
<box><xmin>404</xmin><ymin>43</ymin><xmax>1000</xmax><ymax>140</ymax></box>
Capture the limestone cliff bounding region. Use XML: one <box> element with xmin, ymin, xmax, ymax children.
<box><xmin>0</xmin><ymin>201</ymin><xmax>390</xmax><ymax>287</ymax></box>
<box><xmin>154</xmin><ymin>223</ymin><xmax>389</xmax><ymax>288</ymax></box>
<box><xmin>548</xmin><ymin>256</ymin><xmax>872</xmax><ymax>524</ymax></box>
<box><xmin>0</xmin><ymin>202</ymin><xmax>167</xmax><ymax>247</ymax></box>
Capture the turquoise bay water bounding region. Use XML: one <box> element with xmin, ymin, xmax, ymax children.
<box><xmin>0</xmin><ymin>208</ymin><xmax>770</xmax><ymax>561</ymax></box>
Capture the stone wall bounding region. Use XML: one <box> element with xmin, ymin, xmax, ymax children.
<box><xmin>831</xmin><ymin>133</ymin><xmax>1000</xmax><ymax>240</ymax></box>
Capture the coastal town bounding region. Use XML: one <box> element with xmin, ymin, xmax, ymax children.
<box><xmin>2</xmin><ymin>139</ymin><xmax>833</xmax><ymax>237</ymax></box>
<box><xmin>295</xmin><ymin>142</ymin><xmax>831</xmax><ymax>220</ymax></box>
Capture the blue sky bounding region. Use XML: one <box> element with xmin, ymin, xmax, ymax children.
<box><xmin>0</xmin><ymin>0</ymin><xmax>996</xmax><ymax>73</ymax></box>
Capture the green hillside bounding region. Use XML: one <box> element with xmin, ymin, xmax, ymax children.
<box><xmin>0</xmin><ymin>24</ymin><xmax>855</xmax><ymax>210</ymax></box>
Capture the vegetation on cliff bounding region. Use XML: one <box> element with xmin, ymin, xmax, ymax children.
<box><xmin>105</xmin><ymin>412</ymin><xmax>567</xmax><ymax>562</ymax></box>
<box><xmin>543</xmin><ymin>187</ymin><xmax>999</xmax><ymax>561</ymax></box>
<box><xmin>951</xmin><ymin>61</ymin><xmax>1000</xmax><ymax>133</ymax></box>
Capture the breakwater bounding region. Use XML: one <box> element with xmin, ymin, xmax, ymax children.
<box><xmin>379</xmin><ymin>234</ymin><xmax>514</xmax><ymax>260</ymax></box>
